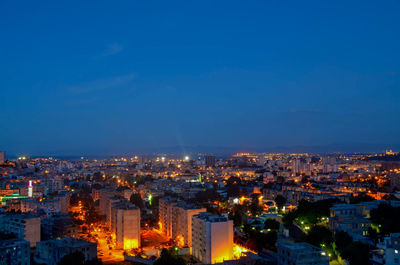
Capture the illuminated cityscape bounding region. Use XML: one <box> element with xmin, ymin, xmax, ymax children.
<box><xmin>0</xmin><ymin>151</ymin><xmax>400</xmax><ymax>264</ymax></box>
<box><xmin>2</xmin><ymin>1</ymin><xmax>400</xmax><ymax>265</ymax></box>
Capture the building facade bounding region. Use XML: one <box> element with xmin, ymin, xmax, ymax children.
<box><xmin>371</xmin><ymin>233</ymin><xmax>400</xmax><ymax>265</ymax></box>
<box><xmin>192</xmin><ymin>212</ymin><xmax>234</xmax><ymax>264</ymax></box>
<box><xmin>0</xmin><ymin>239</ymin><xmax>30</xmax><ymax>265</ymax></box>
<box><xmin>159</xmin><ymin>197</ymin><xmax>180</xmax><ymax>237</ymax></box>
<box><xmin>0</xmin><ymin>213</ymin><xmax>41</xmax><ymax>247</ymax></box>
<box><xmin>34</xmin><ymin>238</ymin><xmax>97</xmax><ymax>265</ymax></box>
<box><xmin>111</xmin><ymin>201</ymin><xmax>141</xmax><ymax>250</ymax></box>
<box><xmin>173</xmin><ymin>202</ymin><xmax>206</xmax><ymax>247</ymax></box>
<box><xmin>277</xmin><ymin>241</ymin><xmax>329</xmax><ymax>265</ymax></box>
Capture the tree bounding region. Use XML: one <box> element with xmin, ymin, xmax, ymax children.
<box><xmin>369</xmin><ymin>203</ymin><xmax>400</xmax><ymax>235</ymax></box>
<box><xmin>305</xmin><ymin>225</ymin><xmax>333</xmax><ymax>247</ymax></box>
<box><xmin>84</xmin><ymin>204</ymin><xmax>101</xmax><ymax>225</ymax></box>
<box><xmin>58</xmin><ymin>251</ymin><xmax>85</xmax><ymax>265</ymax></box>
<box><xmin>334</xmin><ymin>231</ymin><xmax>353</xmax><ymax>254</ymax></box>
<box><xmin>264</xmin><ymin>219</ymin><xmax>280</xmax><ymax>231</ymax></box>
<box><xmin>130</xmin><ymin>193</ymin><xmax>144</xmax><ymax>209</ymax></box>
<box><xmin>195</xmin><ymin>189</ymin><xmax>221</xmax><ymax>202</ymax></box>
<box><xmin>350</xmin><ymin>193</ymin><xmax>375</xmax><ymax>204</ymax></box>
<box><xmin>0</xmin><ymin>232</ymin><xmax>16</xmax><ymax>240</ymax></box>
<box><xmin>276</xmin><ymin>176</ymin><xmax>285</xmax><ymax>184</ymax></box>
<box><xmin>282</xmin><ymin>210</ymin><xmax>297</xmax><ymax>228</ymax></box>
<box><xmin>341</xmin><ymin>241</ymin><xmax>370</xmax><ymax>265</ymax></box>
<box><xmin>92</xmin><ymin>172</ymin><xmax>103</xmax><ymax>182</ymax></box>
<box><xmin>249</xmin><ymin>197</ymin><xmax>263</xmax><ymax>217</ymax></box>
<box><xmin>84</xmin><ymin>259</ymin><xmax>103</xmax><ymax>265</ymax></box>
<box><xmin>58</xmin><ymin>252</ymin><xmax>103</xmax><ymax>265</ymax></box>
<box><xmin>285</xmin><ymin>198</ymin><xmax>339</xmax><ymax>226</ymax></box>
<box><xmin>383</xmin><ymin>194</ymin><xmax>399</xmax><ymax>201</ymax></box>
<box><xmin>149</xmin><ymin>196</ymin><xmax>160</xmax><ymax>209</ymax></box>
<box><xmin>245</xmin><ymin>230</ymin><xmax>277</xmax><ymax>252</ymax></box>
<box><xmin>229</xmin><ymin>205</ymin><xmax>246</xmax><ymax>227</ymax></box>
<box><xmin>301</xmin><ymin>175</ymin><xmax>310</xmax><ymax>183</ymax></box>
<box><xmin>153</xmin><ymin>248</ymin><xmax>185</xmax><ymax>265</ymax></box>
<box><xmin>227</xmin><ymin>184</ymin><xmax>241</xmax><ymax>197</ymax></box>
<box><xmin>275</xmin><ymin>195</ymin><xmax>287</xmax><ymax>211</ymax></box>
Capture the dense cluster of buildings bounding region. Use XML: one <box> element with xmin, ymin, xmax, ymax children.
<box><xmin>0</xmin><ymin>150</ymin><xmax>399</xmax><ymax>264</ymax></box>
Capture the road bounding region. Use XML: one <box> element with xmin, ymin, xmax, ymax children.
<box><xmin>90</xmin><ymin>225</ymin><xmax>125</xmax><ymax>264</ymax></box>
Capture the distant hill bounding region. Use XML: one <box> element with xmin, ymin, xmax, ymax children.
<box><xmin>364</xmin><ymin>154</ymin><xmax>400</xmax><ymax>162</ymax></box>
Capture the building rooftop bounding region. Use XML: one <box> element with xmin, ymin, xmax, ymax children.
<box><xmin>194</xmin><ymin>212</ymin><xmax>229</xmax><ymax>222</ymax></box>
<box><xmin>40</xmin><ymin>237</ymin><xmax>96</xmax><ymax>248</ymax></box>
<box><xmin>111</xmin><ymin>200</ymin><xmax>139</xmax><ymax>210</ymax></box>
<box><xmin>175</xmin><ymin>201</ymin><xmax>205</xmax><ymax>210</ymax></box>
<box><xmin>278</xmin><ymin>241</ymin><xmax>323</xmax><ymax>252</ymax></box>
<box><xmin>108</xmin><ymin>194</ymin><xmax>125</xmax><ymax>200</ymax></box>
<box><xmin>331</xmin><ymin>203</ymin><xmax>357</xmax><ymax>210</ymax></box>
<box><xmin>0</xmin><ymin>239</ymin><xmax>29</xmax><ymax>248</ymax></box>
<box><xmin>0</xmin><ymin>212</ymin><xmax>39</xmax><ymax>219</ymax></box>
<box><xmin>160</xmin><ymin>196</ymin><xmax>181</xmax><ymax>203</ymax></box>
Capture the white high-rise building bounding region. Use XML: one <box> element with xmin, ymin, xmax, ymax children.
<box><xmin>192</xmin><ymin>212</ymin><xmax>234</xmax><ymax>264</ymax></box>
<box><xmin>159</xmin><ymin>197</ymin><xmax>206</xmax><ymax>247</ymax></box>
<box><xmin>159</xmin><ymin>197</ymin><xmax>180</xmax><ymax>237</ymax></box>
<box><xmin>173</xmin><ymin>202</ymin><xmax>206</xmax><ymax>247</ymax></box>
<box><xmin>111</xmin><ymin>201</ymin><xmax>141</xmax><ymax>250</ymax></box>
<box><xmin>98</xmin><ymin>189</ymin><xmax>114</xmax><ymax>215</ymax></box>
<box><xmin>106</xmin><ymin>195</ymin><xmax>125</xmax><ymax>227</ymax></box>
<box><xmin>28</xmin><ymin>181</ymin><xmax>33</xmax><ymax>198</ymax></box>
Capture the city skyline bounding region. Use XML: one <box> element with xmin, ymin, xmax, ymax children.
<box><xmin>2</xmin><ymin>0</ymin><xmax>400</xmax><ymax>155</ymax></box>
<box><xmin>2</xmin><ymin>2</ymin><xmax>400</xmax><ymax>264</ymax></box>
<box><xmin>3</xmin><ymin>143</ymin><xmax>400</xmax><ymax>159</ymax></box>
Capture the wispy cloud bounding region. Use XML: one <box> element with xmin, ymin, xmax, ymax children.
<box><xmin>67</xmin><ymin>73</ymin><xmax>135</xmax><ymax>94</ymax></box>
<box><xmin>99</xmin><ymin>43</ymin><xmax>123</xmax><ymax>57</ymax></box>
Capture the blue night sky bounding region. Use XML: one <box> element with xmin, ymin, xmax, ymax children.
<box><xmin>1</xmin><ymin>1</ymin><xmax>400</xmax><ymax>156</ymax></box>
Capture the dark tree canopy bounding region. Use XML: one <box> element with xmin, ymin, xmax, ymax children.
<box><xmin>195</xmin><ymin>189</ymin><xmax>222</xmax><ymax>202</ymax></box>
<box><xmin>264</xmin><ymin>219</ymin><xmax>280</xmax><ymax>231</ymax></box>
<box><xmin>58</xmin><ymin>251</ymin><xmax>102</xmax><ymax>265</ymax></box>
<box><xmin>350</xmin><ymin>193</ymin><xmax>375</xmax><ymax>204</ymax></box>
<box><xmin>153</xmin><ymin>248</ymin><xmax>185</xmax><ymax>265</ymax></box>
<box><xmin>334</xmin><ymin>231</ymin><xmax>353</xmax><ymax>254</ymax></box>
<box><xmin>275</xmin><ymin>195</ymin><xmax>287</xmax><ymax>210</ymax></box>
<box><xmin>228</xmin><ymin>205</ymin><xmax>246</xmax><ymax>227</ymax></box>
<box><xmin>244</xmin><ymin>230</ymin><xmax>277</xmax><ymax>252</ymax></box>
<box><xmin>130</xmin><ymin>193</ymin><xmax>144</xmax><ymax>209</ymax></box>
<box><xmin>341</xmin><ymin>241</ymin><xmax>370</xmax><ymax>265</ymax></box>
<box><xmin>370</xmin><ymin>203</ymin><xmax>400</xmax><ymax>235</ymax></box>
<box><xmin>249</xmin><ymin>197</ymin><xmax>263</xmax><ymax>217</ymax></box>
<box><xmin>58</xmin><ymin>251</ymin><xmax>85</xmax><ymax>265</ymax></box>
<box><xmin>283</xmin><ymin>198</ymin><xmax>340</xmax><ymax>226</ymax></box>
<box><xmin>305</xmin><ymin>225</ymin><xmax>333</xmax><ymax>247</ymax></box>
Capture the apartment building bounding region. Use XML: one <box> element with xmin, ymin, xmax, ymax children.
<box><xmin>0</xmin><ymin>213</ymin><xmax>40</xmax><ymax>247</ymax></box>
<box><xmin>192</xmin><ymin>212</ymin><xmax>234</xmax><ymax>264</ymax></box>
<box><xmin>0</xmin><ymin>239</ymin><xmax>30</xmax><ymax>265</ymax></box>
<box><xmin>111</xmin><ymin>200</ymin><xmax>141</xmax><ymax>250</ymax></box>
<box><xmin>277</xmin><ymin>241</ymin><xmax>329</xmax><ymax>265</ymax></box>
<box><xmin>34</xmin><ymin>238</ymin><xmax>97</xmax><ymax>265</ymax></box>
